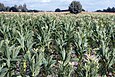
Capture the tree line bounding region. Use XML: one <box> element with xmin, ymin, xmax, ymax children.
<box><xmin>96</xmin><ymin>7</ymin><xmax>115</xmax><ymax>12</ymax></box>
<box><xmin>0</xmin><ymin>3</ymin><xmax>28</xmax><ymax>12</ymax></box>
<box><xmin>0</xmin><ymin>3</ymin><xmax>44</xmax><ymax>12</ymax></box>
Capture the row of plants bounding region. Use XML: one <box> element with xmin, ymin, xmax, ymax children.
<box><xmin>0</xmin><ymin>14</ymin><xmax>115</xmax><ymax>77</ymax></box>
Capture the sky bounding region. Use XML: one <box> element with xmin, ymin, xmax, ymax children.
<box><xmin>0</xmin><ymin>0</ymin><xmax>115</xmax><ymax>11</ymax></box>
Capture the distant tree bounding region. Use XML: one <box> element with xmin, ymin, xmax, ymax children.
<box><xmin>69</xmin><ymin>1</ymin><xmax>82</xmax><ymax>14</ymax></box>
<box><xmin>55</xmin><ymin>8</ymin><xmax>61</xmax><ymax>12</ymax></box>
<box><xmin>5</xmin><ymin>6</ymin><xmax>10</xmax><ymax>11</ymax></box>
<box><xmin>9</xmin><ymin>7</ymin><xmax>18</xmax><ymax>12</ymax></box>
<box><xmin>0</xmin><ymin>3</ymin><xmax>5</xmax><ymax>11</ymax></box>
<box><xmin>111</xmin><ymin>7</ymin><xmax>115</xmax><ymax>12</ymax></box>
<box><xmin>96</xmin><ymin>10</ymin><xmax>102</xmax><ymax>12</ymax></box>
<box><xmin>18</xmin><ymin>5</ymin><xmax>23</xmax><ymax>12</ymax></box>
<box><xmin>82</xmin><ymin>9</ymin><xmax>85</xmax><ymax>11</ymax></box>
<box><xmin>14</xmin><ymin>5</ymin><xmax>18</xmax><ymax>8</ymax></box>
<box><xmin>102</xmin><ymin>9</ymin><xmax>107</xmax><ymax>12</ymax></box>
<box><xmin>27</xmin><ymin>10</ymin><xmax>39</xmax><ymax>12</ymax></box>
<box><xmin>16</xmin><ymin>4</ymin><xmax>28</xmax><ymax>12</ymax></box>
<box><xmin>22</xmin><ymin>4</ymin><xmax>28</xmax><ymax>12</ymax></box>
<box><xmin>0</xmin><ymin>3</ymin><xmax>5</xmax><ymax>8</ymax></box>
<box><xmin>107</xmin><ymin>7</ymin><xmax>111</xmax><ymax>12</ymax></box>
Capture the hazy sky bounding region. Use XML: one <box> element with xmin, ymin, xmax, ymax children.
<box><xmin>0</xmin><ymin>0</ymin><xmax>115</xmax><ymax>11</ymax></box>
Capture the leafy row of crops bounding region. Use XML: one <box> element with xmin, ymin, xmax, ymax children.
<box><xmin>0</xmin><ymin>13</ymin><xmax>115</xmax><ymax>77</ymax></box>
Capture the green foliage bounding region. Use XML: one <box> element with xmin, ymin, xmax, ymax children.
<box><xmin>0</xmin><ymin>3</ymin><xmax>5</xmax><ymax>11</ymax></box>
<box><xmin>0</xmin><ymin>13</ymin><xmax>115</xmax><ymax>77</ymax></box>
<box><xmin>55</xmin><ymin>8</ymin><xmax>61</xmax><ymax>12</ymax></box>
<box><xmin>69</xmin><ymin>1</ymin><xmax>82</xmax><ymax>14</ymax></box>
